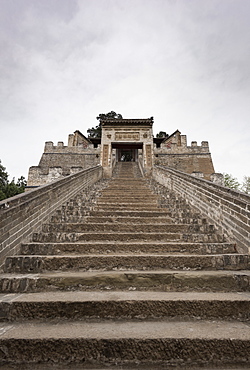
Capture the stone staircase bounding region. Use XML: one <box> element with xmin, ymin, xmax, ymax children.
<box><xmin>0</xmin><ymin>162</ymin><xmax>250</xmax><ymax>368</ymax></box>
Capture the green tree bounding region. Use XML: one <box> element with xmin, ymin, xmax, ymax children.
<box><xmin>87</xmin><ymin>123</ymin><xmax>102</xmax><ymax>138</ymax></box>
<box><xmin>0</xmin><ymin>160</ymin><xmax>8</xmax><ymax>201</ymax></box>
<box><xmin>156</xmin><ymin>131</ymin><xmax>167</xmax><ymax>138</ymax></box>
<box><xmin>87</xmin><ymin>111</ymin><xmax>123</xmax><ymax>138</ymax></box>
<box><xmin>0</xmin><ymin>160</ymin><xmax>27</xmax><ymax>201</ymax></box>
<box><xmin>0</xmin><ymin>160</ymin><xmax>8</xmax><ymax>187</ymax></box>
<box><xmin>96</xmin><ymin>111</ymin><xmax>123</xmax><ymax>122</ymax></box>
<box><xmin>223</xmin><ymin>173</ymin><xmax>240</xmax><ymax>190</ymax></box>
<box><xmin>241</xmin><ymin>176</ymin><xmax>250</xmax><ymax>194</ymax></box>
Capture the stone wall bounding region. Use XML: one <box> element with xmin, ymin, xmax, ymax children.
<box><xmin>0</xmin><ymin>166</ymin><xmax>103</xmax><ymax>269</ymax></box>
<box><xmin>154</xmin><ymin>134</ymin><xmax>214</xmax><ymax>180</ymax></box>
<box><xmin>27</xmin><ymin>141</ymin><xmax>100</xmax><ymax>186</ymax></box>
<box><xmin>27</xmin><ymin>122</ymin><xmax>215</xmax><ymax>185</ymax></box>
<box><xmin>153</xmin><ymin>165</ymin><xmax>250</xmax><ymax>253</ymax></box>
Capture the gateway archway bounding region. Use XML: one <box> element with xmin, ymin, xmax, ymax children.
<box><xmin>100</xmin><ymin>118</ymin><xmax>154</xmax><ymax>178</ymax></box>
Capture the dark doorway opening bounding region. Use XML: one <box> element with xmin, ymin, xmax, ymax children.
<box><xmin>112</xmin><ymin>142</ymin><xmax>143</xmax><ymax>163</ymax></box>
<box><xmin>120</xmin><ymin>149</ymin><xmax>134</xmax><ymax>162</ymax></box>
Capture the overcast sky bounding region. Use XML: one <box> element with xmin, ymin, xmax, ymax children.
<box><xmin>0</xmin><ymin>0</ymin><xmax>249</xmax><ymax>183</ymax></box>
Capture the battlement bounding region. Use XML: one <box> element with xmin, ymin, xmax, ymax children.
<box><xmin>155</xmin><ymin>133</ymin><xmax>210</xmax><ymax>154</ymax></box>
<box><xmin>27</xmin><ymin>131</ymin><xmax>101</xmax><ymax>186</ymax></box>
<box><xmin>44</xmin><ymin>139</ymin><xmax>97</xmax><ymax>154</ymax></box>
<box><xmin>27</xmin><ymin>120</ymin><xmax>215</xmax><ymax>185</ymax></box>
<box><xmin>154</xmin><ymin>132</ymin><xmax>214</xmax><ymax>180</ymax></box>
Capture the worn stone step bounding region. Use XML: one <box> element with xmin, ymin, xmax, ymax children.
<box><xmin>95</xmin><ymin>203</ymin><xmax>159</xmax><ymax>210</ymax></box>
<box><xmin>99</xmin><ymin>190</ymin><xmax>156</xmax><ymax>194</ymax></box>
<box><xmin>97</xmin><ymin>199</ymin><xmax>158</xmax><ymax>204</ymax></box>
<box><xmin>1</xmin><ymin>291</ymin><xmax>250</xmax><ymax>321</ymax></box>
<box><xmin>100</xmin><ymin>188</ymin><xmax>152</xmax><ymax>199</ymax></box>
<box><xmin>0</xmin><ymin>270</ymin><xmax>250</xmax><ymax>293</ymax></box>
<box><xmin>32</xmin><ymin>231</ymin><xmax>224</xmax><ymax>243</ymax></box>
<box><xmin>53</xmin><ymin>209</ymin><xmax>172</xmax><ymax>219</ymax></box>
<box><xmin>4</xmin><ymin>254</ymin><xmax>250</xmax><ymax>273</ymax></box>
<box><xmin>88</xmin><ymin>210</ymin><xmax>171</xmax><ymax>217</ymax></box>
<box><xmin>107</xmin><ymin>185</ymin><xmax>149</xmax><ymax>189</ymax></box>
<box><xmin>103</xmin><ymin>185</ymin><xmax>149</xmax><ymax>188</ymax></box>
<box><xmin>0</xmin><ymin>319</ymin><xmax>250</xmax><ymax>368</ymax></box>
<box><xmin>41</xmin><ymin>223</ymin><xmax>189</xmax><ymax>233</ymax></box>
<box><xmin>94</xmin><ymin>206</ymin><xmax>171</xmax><ymax>212</ymax></box>
<box><xmin>42</xmin><ymin>223</ymin><xmax>216</xmax><ymax>234</ymax></box>
<box><xmin>20</xmin><ymin>242</ymin><xmax>238</xmax><ymax>256</ymax></box>
<box><xmin>100</xmin><ymin>190</ymin><xmax>154</xmax><ymax>194</ymax></box>
<box><xmin>82</xmin><ymin>216</ymin><xmax>173</xmax><ymax>224</ymax></box>
<box><xmin>100</xmin><ymin>192</ymin><xmax>154</xmax><ymax>197</ymax></box>
<box><xmin>96</xmin><ymin>198</ymin><xmax>158</xmax><ymax>204</ymax></box>
<box><xmin>32</xmin><ymin>232</ymin><xmax>183</xmax><ymax>243</ymax></box>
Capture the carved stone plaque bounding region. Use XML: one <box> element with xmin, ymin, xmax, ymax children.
<box><xmin>115</xmin><ymin>132</ymin><xmax>140</xmax><ymax>141</ymax></box>
<box><xmin>102</xmin><ymin>145</ymin><xmax>109</xmax><ymax>166</ymax></box>
<box><xmin>145</xmin><ymin>144</ymin><xmax>152</xmax><ymax>167</ymax></box>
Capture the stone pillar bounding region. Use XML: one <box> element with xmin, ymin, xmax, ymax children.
<box><xmin>68</xmin><ymin>135</ymin><xmax>74</xmax><ymax>146</ymax></box>
<box><xmin>101</xmin><ymin>144</ymin><xmax>112</xmax><ymax>178</ymax></box>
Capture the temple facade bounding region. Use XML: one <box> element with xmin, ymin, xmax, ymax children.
<box><xmin>27</xmin><ymin>117</ymin><xmax>215</xmax><ymax>186</ymax></box>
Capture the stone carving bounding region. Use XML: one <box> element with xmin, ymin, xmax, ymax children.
<box><xmin>115</xmin><ymin>132</ymin><xmax>140</xmax><ymax>141</ymax></box>
<box><xmin>146</xmin><ymin>144</ymin><xmax>152</xmax><ymax>167</ymax></box>
<box><xmin>102</xmin><ymin>145</ymin><xmax>109</xmax><ymax>167</ymax></box>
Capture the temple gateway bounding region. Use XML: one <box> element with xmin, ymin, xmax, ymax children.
<box><xmin>27</xmin><ymin>117</ymin><xmax>215</xmax><ymax>186</ymax></box>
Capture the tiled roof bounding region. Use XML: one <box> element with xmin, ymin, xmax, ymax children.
<box><xmin>101</xmin><ymin>117</ymin><xmax>154</xmax><ymax>126</ymax></box>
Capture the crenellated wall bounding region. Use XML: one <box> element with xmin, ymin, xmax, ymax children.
<box><xmin>153</xmin><ymin>165</ymin><xmax>250</xmax><ymax>253</ymax></box>
<box><xmin>27</xmin><ymin>121</ymin><xmax>215</xmax><ymax>186</ymax></box>
<box><xmin>154</xmin><ymin>133</ymin><xmax>214</xmax><ymax>180</ymax></box>
<box><xmin>0</xmin><ymin>166</ymin><xmax>103</xmax><ymax>269</ymax></box>
<box><xmin>27</xmin><ymin>138</ymin><xmax>100</xmax><ymax>186</ymax></box>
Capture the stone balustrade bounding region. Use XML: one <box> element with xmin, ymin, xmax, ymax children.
<box><xmin>0</xmin><ymin>166</ymin><xmax>103</xmax><ymax>268</ymax></box>
<box><xmin>153</xmin><ymin>165</ymin><xmax>250</xmax><ymax>253</ymax></box>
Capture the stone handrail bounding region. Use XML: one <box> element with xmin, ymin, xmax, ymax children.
<box><xmin>0</xmin><ymin>165</ymin><xmax>103</xmax><ymax>268</ymax></box>
<box><xmin>153</xmin><ymin>165</ymin><xmax>250</xmax><ymax>253</ymax></box>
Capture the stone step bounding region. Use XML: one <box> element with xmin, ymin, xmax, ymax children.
<box><xmin>107</xmin><ymin>184</ymin><xmax>148</xmax><ymax>188</ymax></box>
<box><xmin>1</xmin><ymin>270</ymin><xmax>249</xmax><ymax>293</ymax></box>
<box><xmin>94</xmin><ymin>205</ymin><xmax>170</xmax><ymax>211</ymax></box>
<box><xmin>101</xmin><ymin>189</ymin><xmax>152</xmax><ymax>193</ymax></box>
<box><xmin>4</xmin><ymin>254</ymin><xmax>250</xmax><ymax>273</ymax></box>
<box><xmin>96</xmin><ymin>197</ymin><xmax>158</xmax><ymax>203</ymax></box>
<box><xmin>100</xmin><ymin>189</ymin><xmax>153</xmax><ymax>193</ymax></box>
<box><xmin>20</xmin><ymin>242</ymin><xmax>238</xmax><ymax>256</ymax></box>
<box><xmin>98</xmin><ymin>195</ymin><xmax>158</xmax><ymax>200</ymax></box>
<box><xmin>88</xmin><ymin>210</ymin><xmax>172</xmax><ymax>217</ymax></box>
<box><xmin>1</xmin><ymin>291</ymin><xmax>250</xmax><ymax>321</ymax></box>
<box><xmin>99</xmin><ymin>188</ymin><xmax>155</xmax><ymax>192</ymax></box>
<box><xmin>41</xmin><ymin>223</ymin><xmax>190</xmax><ymax>233</ymax></box>
<box><xmin>95</xmin><ymin>201</ymin><xmax>158</xmax><ymax>207</ymax></box>
<box><xmin>0</xmin><ymin>319</ymin><xmax>250</xmax><ymax>368</ymax></box>
<box><xmin>32</xmin><ymin>231</ymin><xmax>224</xmax><ymax>243</ymax></box>
<box><xmin>32</xmin><ymin>232</ymin><xmax>183</xmax><ymax>243</ymax></box>
<box><xmin>99</xmin><ymin>189</ymin><xmax>152</xmax><ymax>193</ymax></box>
<box><xmin>53</xmin><ymin>209</ymin><xmax>172</xmax><ymax>219</ymax></box>
<box><xmin>53</xmin><ymin>216</ymin><xmax>181</xmax><ymax>225</ymax></box>
<box><xmin>81</xmin><ymin>216</ymin><xmax>174</xmax><ymax>224</ymax></box>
